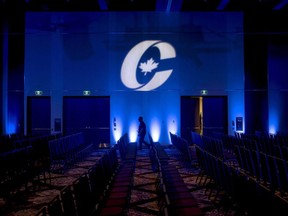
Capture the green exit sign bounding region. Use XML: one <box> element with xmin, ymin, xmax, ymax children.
<box><xmin>200</xmin><ymin>90</ymin><xmax>208</xmax><ymax>95</ymax></box>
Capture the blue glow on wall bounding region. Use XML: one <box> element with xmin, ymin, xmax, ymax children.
<box><xmin>112</xmin><ymin>116</ymin><xmax>123</xmax><ymax>142</ymax></box>
<box><xmin>6</xmin><ymin>115</ymin><xmax>17</xmax><ymax>134</ymax></box>
<box><xmin>150</xmin><ymin>117</ymin><xmax>161</xmax><ymax>142</ymax></box>
<box><xmin>129</xmin><ymin>121</ymin><xmax>139</xmax><ymax>143</ymax></box>
<box><xmin>24</xmin><ymin>12</ymin><xmax>244</xmax><ymax>144</ymax></box>
<box><xmin>269</xmin><ymin>124</ymin><xmax>277</xmax><ymax>135</ymax></box>
<box><xmin>268</xmin><ymin>99</ymin><xmax>280</xmax><ymax>134</ymax></box>
<box><xmin>167</xmin><ymin>115</ymin><xmax>178</xmax><ymax>135</ymax></box>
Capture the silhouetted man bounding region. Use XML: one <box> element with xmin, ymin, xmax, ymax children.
<box><xmin>137</xmin><ymin>116</ymin><xmax>150</xmax><ymax>150</ymax></box>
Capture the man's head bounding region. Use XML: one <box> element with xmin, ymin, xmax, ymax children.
<box><xmin>138</xmin><ymin>116</ymin><xmax>143</xmax><ymax>122</ymax></box>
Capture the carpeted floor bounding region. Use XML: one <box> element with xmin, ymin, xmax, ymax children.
<box><xmin>0</xmin><ymin>150</ymin><xmax>105</xmax><ymax>216</ymax></box>
<box><xmin>0</xmin><ymin>146</ymin><xmax>247</xmax><ymax>216</ymax></box>
<box><xmin>129</xmin><ymin>147</ymin><xmax>247</xmax><ymax>216</ymax></box>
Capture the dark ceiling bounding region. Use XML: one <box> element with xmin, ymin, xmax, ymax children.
<box><xmin>1</xmin><ymin>0</ymin><xmax>288</xmax><ymax>12</ymax></box>
<box><xmin>1</xmin><ymin>0</ymin><xmax>288</xmax><ymax>35</ymax></box>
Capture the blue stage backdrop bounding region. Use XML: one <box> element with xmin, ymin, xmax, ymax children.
<box><xmin>24</xmin><ymin>12</ymin><xmax>244</xmax><ymax>144</ymax></box>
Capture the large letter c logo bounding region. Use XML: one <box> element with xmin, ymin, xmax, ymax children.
<box><xmin>121</xmin><ymin>40</ymin><xmax>176</xmax><ymax>91</ymax></box>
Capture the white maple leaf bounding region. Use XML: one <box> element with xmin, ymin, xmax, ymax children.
<box><xmin>139</xmin><ymin>58</ymin><xmax>159</xmax><ymax>75</ymax></box>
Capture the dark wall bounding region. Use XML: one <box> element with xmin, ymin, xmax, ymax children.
<box><xmin>244</xmin><ymin>36</ymin><xmax>268</xmax><ymax>134</ymax></box>
<box><xmin>1</xmin><ymin>9</ymin><xmax>25</xmax><ymax>135</ymax></box>
<box><xmin>0</xmin><ymin>14</ymin><xmax>3</xmax><ymax>135</ymax></box>
<box><xmin>244</xmin><ymin>11</ymin><xmax>288</xmax><ymax>135</ymax></box>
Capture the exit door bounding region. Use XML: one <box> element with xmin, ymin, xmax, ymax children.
<box><xmin>27</xmin><ymin>96</ymin><xmax>51</xmax><ymax>135</ymax></box>
<box><xmin>181</xmin><ymin>96</ymin><xmax>227</xmax><ymax>143</ymax></box>
<box><xmin>63</xmin><ymin>96</ymin><xmax>110</xmax><ymax>146</ymax></box>
<box><xmin>202</xmin><ymin>96</ymin><xmax>227</xmax><ymax>136</ymax></box>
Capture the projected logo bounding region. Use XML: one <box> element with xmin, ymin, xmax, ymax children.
<box><xmin>121</xmin><ymin>40</ymin><xmax>176</xmax><ymax>91</ymax></box>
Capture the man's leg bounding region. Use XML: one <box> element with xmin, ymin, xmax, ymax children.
<box><xmin>143</xmin><ymin>135</ymin><xmax>150</xmax><ymax>147</ymax></box>
<box><xmin>139</xmin><ymin>136</ymin><xmax>143</xmax><ymax>150</ymax></box>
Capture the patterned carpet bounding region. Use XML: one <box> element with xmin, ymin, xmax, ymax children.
<box><xmin>0</xmin><ymin>146</ymin><xmax>247</xmax><ymax>216</ymax></box>
<box><xmin>0</xmin><ymin>150</ymin><xmax>105</xmax><ymax>216</ymax></box>
<box><xmin>129</xmin><ymin>147</ymin><xmax>247</xmax><ymax>216</ymax></box>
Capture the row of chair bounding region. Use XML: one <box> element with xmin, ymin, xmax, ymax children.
<box><xmin>148</xmin><ymin>134</ymin><xmax>169</xmax><ymax>162</ymax></box>
<box><xmin>169</xmin><ymin>132</ymin><xmax>191</xmax><ymax>162</ymax></box>
<box><xmin>48</xmin><ymin>132</ymin><xmax>93</xmax><ymax>172</ymax></box>
<box><xmin>0</xmin><ymin>133</ymin><xmax>62</xmax><ymax>153</ymax></box>
<box><xmin>191</xmin><ymin>132</ymin><xmax>237</xmax><ymax>165</ymax></box>
<box><xmin>35</xmin><ymin>146</ymin><xmax>135</xmax><ymax>216</ymax></box>
<box><xmin>0</xmin><ymin>133</ymin><xmax>35</xmax><ymax>153</ymax></box>
<box><xmin>0</xmin><ymin>133</ymin><xmax>66</xmax><ymax>201</ymax></box>
<box><xmin>0</xmin><ymin>145</ymin><xmax>34</xmax><ymax>200</ymax></box>
<box><xmin>239</xmin><ymin>131</ymin><xmax>288</xmax><ymax>148</ymax></box>
<box><xmin>195</xmin><ymin>144</ymin><xmax>288</xmax><ymax>215</ymax></box>
<box><xmin>213</xmin><ymin>132</ymin><xmax>288</xmax><ymax>197</ymax></box>
<box><xmin>234</xmin><ymin>144</ymin><xmax>288</xmax><ymax>197</ymax></box>
<box><xmin>117</xmin><ymin>133</ymin><xmax>137</xmax><ymax>160</ymax></box>
<box><xmin>96</xmin><ymin>159</ymin><xmax>135</xmax><ymax>215</ymax></box>
<box><xmin>219</xmin><ymin>132</ymin><xmax>288</xmax><ymax>161</ymax></box>
<box><xmin>149</xmin><ymin>142</ymin><xmax>203</xmax><ymax>216</ymax></box>
<box><xmin>194</xmin><ymin>132</ymin><xmax>288</xmax><ymax>204</ymax></box>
